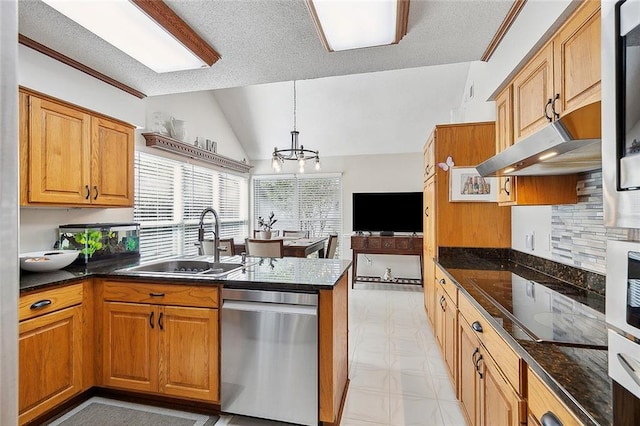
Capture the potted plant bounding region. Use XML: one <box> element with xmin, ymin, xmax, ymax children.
<box><xmin>257</xmin><ymin>212</ymin><xmax>277</xmax><ymax>239</ymax></box>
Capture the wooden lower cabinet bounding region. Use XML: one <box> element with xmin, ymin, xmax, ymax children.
<box><xmin>435</xmin><ymin>285</ymin><xmax>457</xmax><ymax>386</ymax></box>
<box><xmin>527</xmin><ymin>367</ymin><xmax>581</xmax><ymax>426</ymax></box>
<box><xmin>100</xmin><ymin>281</ymin><xmax>220</xmax><ymax>403</ymax></box>
<box><xmin>102</xmin><ymin>301</ymin><xmax>219</xmax><ymax>402</ymax></box>
<box><xmin>19</xmin><ymin>305</ymin><xmax>83</xmax><ymax>425</ymax></box>
<box><xmin>458</xmin><ymin>315</ymin><xmax>524</xmax><ymax>426</ymax></box>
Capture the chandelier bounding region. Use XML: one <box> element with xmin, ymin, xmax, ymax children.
<box><xmin>272</xmin><ymin>81</ymin><xmax>320</xmax><ymax>173</ymax></box>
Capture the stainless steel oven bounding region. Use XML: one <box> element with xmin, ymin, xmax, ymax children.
<box><xmin>603</xmin><ymin>0</ymin><xmax>640</xmax><ymax>228</ymax></box>
<box><xmin>607</xmin><ymin>241</ymin><xmax>640</xmax><ymax>401</ymax></box>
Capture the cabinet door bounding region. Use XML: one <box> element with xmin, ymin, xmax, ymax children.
<box><xmin>19</xmin><ymin>305</ymin><xmax>83</xmax><ymax>425</ymax></box>
<box><xmin>424</xmin><ymin>177</ymin><xmax>436</xmax><ymax>258</ymax></box>
<box><xmin>435</xmin><ymin>286</ymin><xmax>445</xmax><ymax>350</ymax></box>
<box><xmin>496</xmin><ymin>176</ymin><xmax>516</xmax><ymax>205</ymax></box>
<box><xmin>424</xmin><ymin>257</ymin><xmax>435</xmax><ymax>325</ymax></box>
<box><xmin>553</xmin><ymin>1</ymin><xmax>601</xmax><ymax>116</ymax></box>
<box><xmin>28</xmin><ymin>96</ymin><xmax>91</xmax><ymax>204</ymax></box>
<box><xmin>102</xmin><ymin>302</ymin><xmax>158</xmax><ymax>392</ymax></box>
<box><xmin>442</xmin><ymin>291</ymin><xmax>457</xmax><ymax>386</ymax></box>
<box><xmin>424</xmin><ymin>133</ymin><xmax>435</xmax><ymax>181</ymax></box>
<box><xmin>458</xmin><ymin>317</ymin><xmax>481</xmax><ymax>426</ymax></box>
<box><xmin>91</xmin><ymin>117</ymin><xmax>134</xmax><ymax>206</ymax></box>
<box><xmin>512</xmin><ymin>43</ymin><xmax>554</xmax><ymax>143</ymax></box>
<box><xmin>159</xmin><ymin>306</ymin><xmax>219</xmax><ymax>402</ymax></box>
<box><xmin>480</xmin><ymin>352</ymin><xmax>523</xmax><ymax>426</ymax></box>
<box><xmin>495</xmin><ymin>86</ymin><xmax>513</xmax><ymax>154</ymax></box>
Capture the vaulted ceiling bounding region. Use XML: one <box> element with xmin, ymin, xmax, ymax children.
<box><xmin>18</xmin><ymin>0</ymin><xmax>516</xmax><ymax>160</ymax></box>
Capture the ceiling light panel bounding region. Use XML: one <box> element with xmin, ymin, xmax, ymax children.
<box><xmin>310</xmin><ymin>0</ymin><xmax>400</xmax><ymax>51</ymax></box>
<box><xmin>42</xmin><ymin>0</ymin><xmax>207</xmax><ymax>73</ymax></box>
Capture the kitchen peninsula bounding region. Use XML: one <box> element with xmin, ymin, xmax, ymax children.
<box><xmin>18</xmin><ymin>256</ymin><xmax>351</xmax><ymax>426</ymax></box>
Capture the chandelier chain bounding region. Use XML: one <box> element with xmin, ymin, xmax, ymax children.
<box><xmin>293</xmin><ymin>80</ymin><xmax>297</xmax><ymax>132</ymax></box>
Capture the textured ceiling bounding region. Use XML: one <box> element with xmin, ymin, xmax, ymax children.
<box><xmin>18</xmin><ymin>0</ymin><xmax>515</xmax><ymax>161</ymax></box>
<box><xmin>19</xmin><ymin>0</ymin><xmax>514</xmax><ymax>96</ymax></box>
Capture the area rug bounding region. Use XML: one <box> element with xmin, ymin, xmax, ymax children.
<box><xmin>46</xmin><ymin>397</ymin><xmax>219</xmax><ymax>426</ymax></box>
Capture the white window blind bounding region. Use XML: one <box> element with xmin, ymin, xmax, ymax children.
<box><xmin>135</xmin><ymin>151</ymin><xmax>248</xmax><ymax>261</ymax></box>
<box><xmin>253</xmin><ymin>174</ymin><xmax>342</xmax><ymax>255</ymax></box>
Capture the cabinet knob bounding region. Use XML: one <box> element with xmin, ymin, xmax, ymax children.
<box><xmin>439</xmin><ymin>278</ymin><xmax>446</xmax><ymax>285</ymax></box>
<box><xmin>472</xmin><ymin>321</ymin><xmax>483</xmax><ymax>333</ymax></box>
<box><xmin>30</xmin><ymin>299</ymin><xmax>52</xmax><ymax>310</ymax></box>
<box><xmin>474</xmin><ymin>353</ymin><xmax>484</xmax><ymax>379</ymax></box>
<box><xmin>503</xmin><ymin>177</ymin><xmax>511</xmax><ymax>196</ymax></box>
<box><xmin>550</xmin><ymin>93</ymin><xmax>560</xmax><ymax>120</ymax></box>
<box><xmin>544</xmin><ymin>98</ymin><xmax>553</xmax><ymax>122</ymax></box>
<box><xmin>541</xmin><ymin>411</ymin><xmax>563</xmax><ymax>426</ymax></box>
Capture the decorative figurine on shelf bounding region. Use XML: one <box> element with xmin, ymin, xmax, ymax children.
<box><xmin>257</xmin><ymin>212</ymin><xmax>277</xmax><ymax>239</ymax></box>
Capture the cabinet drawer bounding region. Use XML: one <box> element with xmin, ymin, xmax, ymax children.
<box><xmin>458</xmin><ymin>292</ymin><xmax>522</xmax><ymax>394</ymax></box>
<box><xmin>528</xmin><ymin>367</ymin><xmax>581</xmax><ymax>426</ymax></box>
<box><xmin>19</xmin><ymin>283</ymin><xmax>83</xmax><ymax>321</ymax></box>
<box><xmin>102</xmin><ymin>281</ymin><xmax>219</xmax><ymax>308</ymax></box>
<box><xmin>435</xmin><ymin>265</ymin><xmax>457</xmax><ymax>306</ymax></box>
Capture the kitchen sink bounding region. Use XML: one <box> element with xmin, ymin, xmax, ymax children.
<box><xmin>117</xmin><ymin>258</ymin><xmax>245</xmax><ymax>278</ymax></box>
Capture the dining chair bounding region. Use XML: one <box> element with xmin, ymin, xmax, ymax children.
<box><xmin>282</xmin><ymin>230</ymin><xmax>309</xmax><ymax>238</ymax></box>
<box><xmin>218</xmin><ymin>238</ymin><xmax>235</xmax><ymax>256</ymax></box>
<box><xmin>245</xmin><ymin>238</ymin><xmax>284</xmax><ymax>258</ymax></box>
<box><xmin>325</xmin><ymin>234</ymin><xmax>338</xmax><ymax>259</ymax></box>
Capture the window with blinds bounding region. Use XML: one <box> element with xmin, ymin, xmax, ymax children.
<box><xmin>253</xmin><ymin>174</ymin><xmax>342</xmax><ymax>256</ymax></box>
<box><xmin>135</xmin><ymin>151</ymin><xmax>248</xmax><ymax>261</ymax></box>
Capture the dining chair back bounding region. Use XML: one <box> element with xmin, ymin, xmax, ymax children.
<box><xmin>282</xmin><ymin>230</ymin><xmax>309</xmax><ymax>238</ymax></box>
<box><xmin>325</xmin><ymin>234</ymin><xmax>338</xmax><ymax>259</ymax></box>
<box><xmin>218</xmin><ymin>238</ymin><xmax>235</xmax><ymax>256</ymax></box>
<box><xmin>245</xmin><ymin>238</ymin><xmax>284</xmax><ymax>258</ymax></box>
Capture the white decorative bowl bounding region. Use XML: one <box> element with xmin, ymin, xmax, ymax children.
<box><xmin>20</xmin><ymin>250</ymin><xmax>80</xmax><ymax>272</ymax></box>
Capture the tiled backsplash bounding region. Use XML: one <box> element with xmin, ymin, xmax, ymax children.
<box><xmin>551</xmin><ymin>170</ymin><xmax>627</xmax><ymax>274</ymax></box>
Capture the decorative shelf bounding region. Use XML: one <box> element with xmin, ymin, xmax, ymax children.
<box><xmin>142</xmin><ymin>132</ymin><xmax>252</xmax><ymax>174</ymax></box>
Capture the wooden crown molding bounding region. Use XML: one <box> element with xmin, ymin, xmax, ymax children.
<box><xmin>18</xmin><ymin>34</ymin><xmax>146</xmax><ymax>99</ymax></box>
<box><xmin>131</xmin><ymin>0</ymin><xmax>220</xmax><ymax>67</ymax></box>
<box><xmin>481</xmin><ymin>0</ymin><xmax>528</xmax><ymax>62</ymax></box>
<box><xmin>306</xmin><ymin>0</ymin><xmax>410</xmax><ymax>52</ymax></box>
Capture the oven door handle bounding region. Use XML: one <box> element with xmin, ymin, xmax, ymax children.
<box><xmin>617</xmin><ymin>353</ymin><xmax>640</xmax><ymax>388</ymax></box>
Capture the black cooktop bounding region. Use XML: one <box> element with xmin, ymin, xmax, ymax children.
<box><xmin>467</xmin><ymin>273</ymin><xmax>607</xmax><ymax>348</ymax></box>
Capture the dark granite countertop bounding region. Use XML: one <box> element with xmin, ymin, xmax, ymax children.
<box><xmin>437</xmin><ymin>252</ymin><xmax>611</xmax><ymax>426</ymax></box>
<box><xmin>20</xmin><ymin>255</ymin><xmax>353</xmax><ymax>294</ymax></box>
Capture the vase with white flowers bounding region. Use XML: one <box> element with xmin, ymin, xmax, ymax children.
<box><xmin>257</xmin><ymin>212</ymin><xmax>277</xmax><ymax>239</ymax></box>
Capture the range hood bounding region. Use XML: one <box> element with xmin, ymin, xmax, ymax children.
<box><xmin>476</xmin><ymin>102</ymin><xmax>601</xmax><ymax>177</ymax></box>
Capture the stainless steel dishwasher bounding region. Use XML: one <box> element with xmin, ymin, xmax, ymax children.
<box><xmin>221</xmin><ymin>288</ymin><xmax>318</xmax><ymax>426</ymax></box>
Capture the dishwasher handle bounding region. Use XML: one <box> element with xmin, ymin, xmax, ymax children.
<box><xmin>222</xmin><ymin>299</ymin><xmax>317</xmax><ymax>315</ymax></box>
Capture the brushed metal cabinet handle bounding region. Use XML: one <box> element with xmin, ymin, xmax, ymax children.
<box><xmin>30</xmin><ymin>299</ymin><xmax>52</xmax><ymax>310</ymax></box>
<box><xmin>149</xmin><ymin>311</ymin><xmax>154</xmax><ymax>329</ymax></box>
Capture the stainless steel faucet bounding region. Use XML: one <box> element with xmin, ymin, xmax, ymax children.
<box><xmin>198</xmin><ymin>207</ymin><xmax>220</xmax><ymax>262</ymax></box>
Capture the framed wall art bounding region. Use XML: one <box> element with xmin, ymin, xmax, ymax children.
<box><xmin>449</xmin><ymin>166</ymin><xmax>498</xmax><ymax>202</ymax></box>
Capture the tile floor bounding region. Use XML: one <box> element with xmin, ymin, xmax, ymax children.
<box><xmin>217</xmin><ymin>282</ymin><xmax>466</xmax><ymax>426</ymax></box>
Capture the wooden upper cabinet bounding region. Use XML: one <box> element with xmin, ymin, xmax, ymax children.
<box><xmin>91</xmin><ymin>117</ymin><xmax>135</xmax><ymax>206</ymax></box>
<box><xmin>510</xmin><ymin>2</ymin><xmax>600</xmax><ymax>144</ymax></box>
<box><xmin>495</xmin><ymin>86</ymin><xmax>513</xmax><ymax>154</ymax></box>
<box><xmin>423</xmin><ymin>133</ymin><xmax>436</xmax><ymax>181</ymax></box>
<box><xmin>20</xmin><ymin>88</ymin><xmax>135</xmax><ymax>207</ymax></box>
<box><xmin>26</xmin><ymin>95</ymin><xmax>92</xmax><ymax>205</ymax></box>
<box><xmin>552</xmin><ymin>1</ymin><xmax>601</xmax><ymax>116</ymax></box>
<box><xmin>512</xmin><ymin>43</ymin><xmax>554</xmax><ymax>143</ymax></box>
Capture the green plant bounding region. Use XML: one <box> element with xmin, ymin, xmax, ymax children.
<box><xmin>257</xmin><ymin>212</ymin><xmax>277</xmax><ymax>231</ymax></box>
<box><xmin>74</xmin><ymin>230</ymin><xmax>103</xmax><ymax>257</ymax></box>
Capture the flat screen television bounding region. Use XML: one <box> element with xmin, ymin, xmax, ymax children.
<box><xmin>352</xmin><ymin>192</ymin><xmax>423</xmax><ymax>234</ymax></box>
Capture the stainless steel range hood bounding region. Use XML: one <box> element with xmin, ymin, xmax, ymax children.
<box><xmin>476</xmin><ymin>102</ymin><xmax>601</xmax><ymax>177</ymax></box>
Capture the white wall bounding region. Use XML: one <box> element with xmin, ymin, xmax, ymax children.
<box><xmin>252</xmin><ymin>152</ymin><xmax>423</xmax><ymax>279</ymax></box>
<box><xmin>19</xmin><ymin>51</ymin><xmax>249</xmax><ymax>253</ymax></box>
<box><xmin>143</xmin><ymin>91</ymin><xmax>248</xmax><ymax>163</ymax></box>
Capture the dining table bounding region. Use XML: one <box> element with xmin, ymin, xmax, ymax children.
<box><xmin>234</xmin><ymin>236</ymin><xmax>328</xmax><ymax>258</ymax></box>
